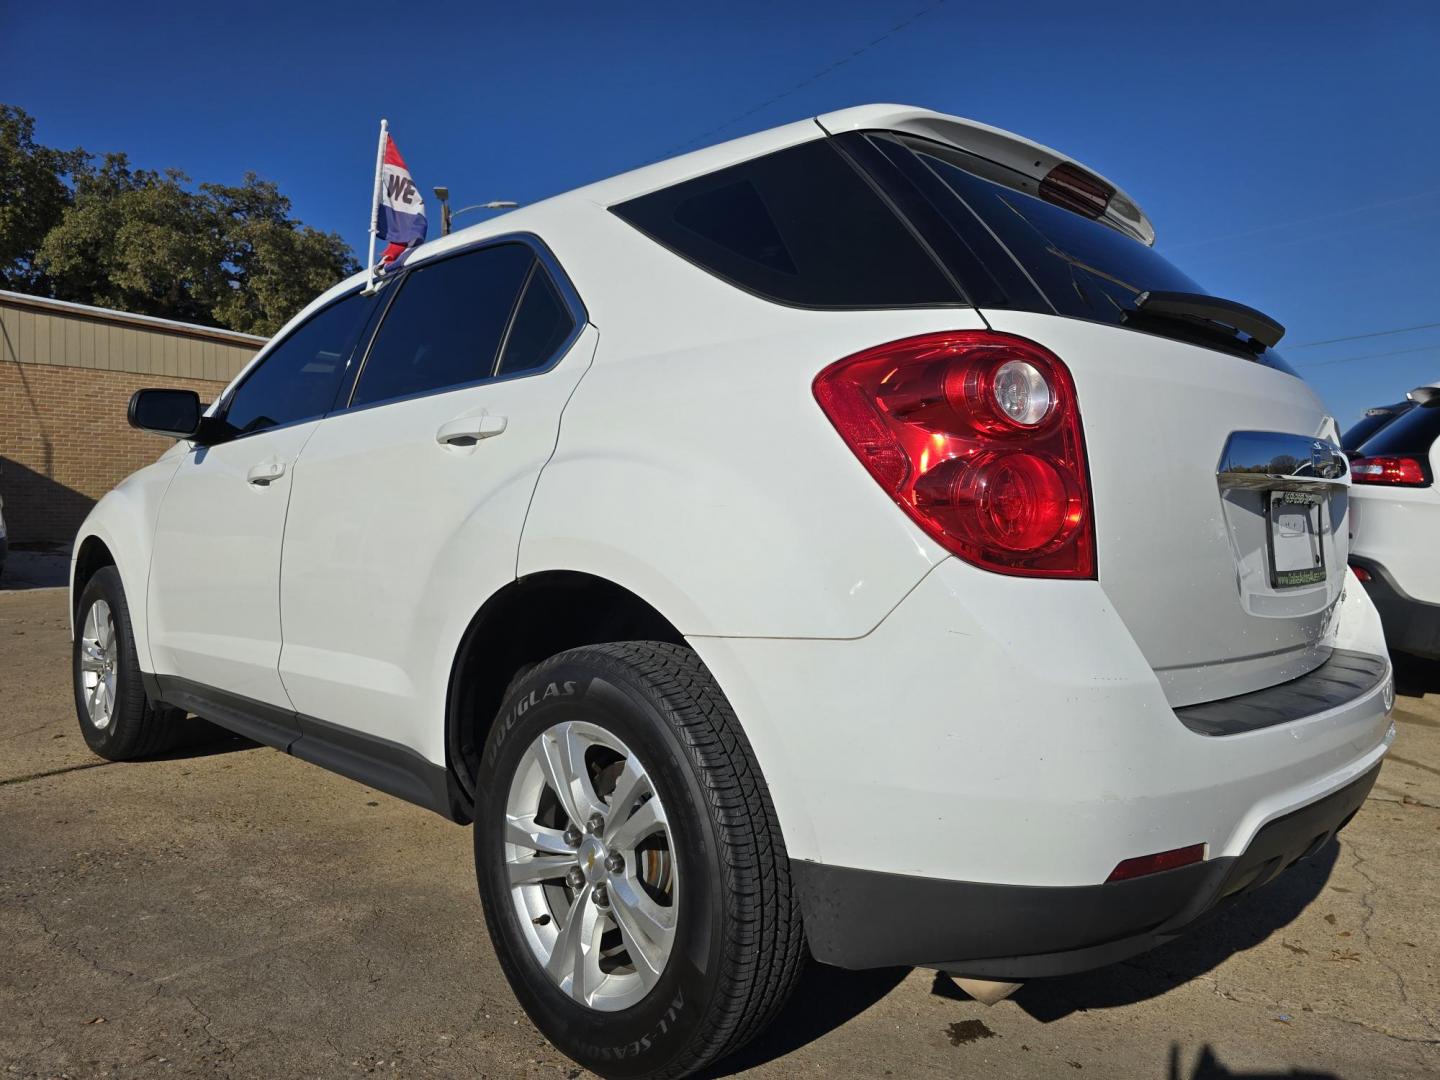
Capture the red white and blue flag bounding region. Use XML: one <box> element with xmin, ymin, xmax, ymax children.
<box><xmin>372</xmin><ymin>126</ymin><xmax>427</xmax><ymax>272</ymax></box>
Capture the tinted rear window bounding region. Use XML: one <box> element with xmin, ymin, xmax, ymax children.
<box><xmin>1342</xmin><ymin>404</ymin><xmax>1412</xmax><ymax>451</ymax></box>
<box><xmin>611</xmin><ymin>139</ymin><xmax>960</xmax><ymax>309</ymax></box>
<box><xmin>1355</xmin><ymin>402</ymin><xmax>1440</xmax><ymax>458</ymax></box>
<box><xmin>873</xmin><ymin>133</ymin><xmax>1297</xmax><ymax>374</ymax></box>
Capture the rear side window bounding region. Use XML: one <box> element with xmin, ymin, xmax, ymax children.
<box><xmin>1355</xmin><ymin>402</ymin><xmax>1440</xmax><ymax>459</ymax></box>
<box><xmin>352</xmin><ymin>243</ymin><xmax>533</xmax><ymax>407</ymax></box>
<box><xmin>498</xmin><ymin>264</ymin><xmax>575</xmax><ymax>377</ymax></box>
<box><xmin>611</xmin><ymin>139</ymin><xmax>960</xmax><ymax>309</ymax></box>
<box><xmin>223</xmin><ymin>290</ymin><xmax>375</xmax><ymax>436</ymax></box>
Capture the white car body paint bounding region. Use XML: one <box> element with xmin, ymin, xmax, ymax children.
<box><xmin>72</xmin><ymin>103</ymin><xmax>1393</xmax><ymax>907</ymax></box>
<box><xmin>1348</xmin><ymin>431</ymin><xmax>1440</xmax><ymax>606</ymax></box>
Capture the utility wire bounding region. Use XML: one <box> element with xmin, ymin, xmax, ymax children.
<box><xmin>1291</xmin><ymin>321</ymin><xmax>1440</xmax><ymax>349</ymax></box>
<box><xmin>660</xmin><ymin>0</ymin><xmax>948</xmax><ymax>159</ymax></box>
<box><xmin>1296</xmin><ymin>343</ymin><xmax>1440</xmax><ymax>369</ymax></box>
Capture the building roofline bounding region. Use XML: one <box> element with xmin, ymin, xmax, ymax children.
<box><xmin>0</xmin><ymin>289</ymin><xmax>269</xmax><ymax>347</ymax></box>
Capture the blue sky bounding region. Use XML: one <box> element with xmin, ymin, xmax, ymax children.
<box><xmin>4</xmin><ymin>1</ymin><xmax>1437</xmax><ymax>424</ymax></box>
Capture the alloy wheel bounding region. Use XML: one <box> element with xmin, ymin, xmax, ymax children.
<box><xmin>503</xmin><ymin>720</ymin><xmax>678</xmax><ymax>1012</ymax></box>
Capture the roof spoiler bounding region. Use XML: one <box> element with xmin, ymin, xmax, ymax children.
<box><xmin>816</xmin><ymin>105</ymin><xmax>1156</xmax><ymax>247</ymax></box>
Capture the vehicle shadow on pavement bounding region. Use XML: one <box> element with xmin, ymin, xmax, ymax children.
<box><xmin>1393</xmin><ymin>654</ymin><xmax>1440</xmax><ymax>698</ymax></box>
<box><xmin>699</xmin><ymin>960</ymin><xmax>908</xmax><ymax>1078</ymax></box>
<box><xmin>1005</xmin><ymin>840</ymin><xmax>1339</xmax><ymax>1022</ymax></box>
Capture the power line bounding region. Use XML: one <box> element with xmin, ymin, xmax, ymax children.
<box><xmin>1297</xmin><ymin>343</ymin><xmax>1440</xmax><ymax>369</ymax></box>
<box><xmin>1166</xmin><ymin>186</ymin><xmax>1440</xmax><ymax>252</ymax></box>
<box><xmin>1291</xmin><ymin>321</ymin><xmax>1440</xmax><ymax>349</ymax></box>
<box><xmin>660</xmin><ymin>1</ymin><xmax>948</xmax><ymax>159</ymax></box>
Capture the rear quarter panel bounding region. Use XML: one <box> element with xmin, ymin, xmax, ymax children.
<box><xmin>520</xmin><ymin>209</ymin><xmax>985</xmax><ymax>638</ymax></box>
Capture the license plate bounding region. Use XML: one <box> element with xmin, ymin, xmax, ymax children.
<box><xmin>1266</xmin><ymin>491</ymin><xmax>1326</xmax><ymax>589</ymax></box>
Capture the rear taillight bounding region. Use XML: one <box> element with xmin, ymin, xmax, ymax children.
<box><xmin>813</xmin><ymin>332</ymin><xmax>1095</xmax><ymax>578</ymax></box>
<box><xmin>1039</xmin><ymin>162</ymin><xmax>1114</xmax><ymax>220</ymax></box>
<box><xmin>1350</xmin><ymin>455</ymin><xmax>1429</xmax><ymax>486</ymax></box>
<box><xmin>1349</xmin><ymin>564</ymin><xmax>1372</xmax><ymax>582</ymax></box>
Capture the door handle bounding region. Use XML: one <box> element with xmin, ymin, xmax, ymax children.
<box><xmin>247</xmin><ymin>460</ymin><xmax>286</xmax><ymax>486</ymax></box>
<box><xmin>436</xmin><ymin>414</ymin><xmax>507</xmax><ymax>447</ymax></box>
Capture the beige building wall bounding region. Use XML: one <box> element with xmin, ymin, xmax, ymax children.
<box><xmin>0</xmin><ymin>291</ymin><xmax>266</xmax><ymax>546</ymax></box>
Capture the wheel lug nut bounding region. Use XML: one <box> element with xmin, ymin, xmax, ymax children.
<box><xmin>562</xmin><ymin>826</ymin><xmax>582</xmax><ymax>847</ymax></box>
<box><xmin>593</xmin><ymin>885</ymin><xmax>609</xmax><ymax>908</ymax></box>
<box><xmin>604</xmin><ymin>852</ymin><xmax>624</xmax><ymax>874</ymax></box>
<box><xmin>566</xmin><ymin>866</ymin><xmax>585</xmax><ymax>889</ymax></box>
<box><xmin>587</xmin><ymin>814</ymin><xmax>605</xmax><ymax>835</ymax></box>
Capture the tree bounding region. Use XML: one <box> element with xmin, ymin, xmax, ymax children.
<box><xmin>39</xmin><ymin>155</ymin><xmax>224</xmax><ymax>324</ymax></box>
<box><xmin>203</xmin><ymin>175</ymin><xmax>359</xmax><ymax>336</ymax></box>
<box><xmin>0</xmin><ymin>105</ymin><xmax>86</xmax><ymax>292</ymax></box>
<box><xmin>4</xmin><ymin>103</ymin><xmax>358</xmax><ymax>335</ymax></box>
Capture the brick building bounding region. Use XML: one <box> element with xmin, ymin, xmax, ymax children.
<box><xmin>0</xmin><ymin>290</ymin><xmax>266</xmax><ymax>546</ymax></box>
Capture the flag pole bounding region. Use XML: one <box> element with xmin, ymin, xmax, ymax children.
<box><xmin>365</xmin><ymin>118</ymin><xmax>388</xmax><ymax>294</ymax></box>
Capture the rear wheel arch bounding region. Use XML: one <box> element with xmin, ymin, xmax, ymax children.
<box><xmin>445</xmin><ymin>571</ymin><xmax>687</xmax><ymax>814</ymax></box>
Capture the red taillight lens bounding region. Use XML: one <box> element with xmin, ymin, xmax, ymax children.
<box><xmin>1106</xmin><ymin>843</ymin><xmax>1205</xmax><ymax>883</ymax></box>
<box><xmin>1349</xmin><ymin>564</ymin><xmax>1372</xmax><ymax>582</ymax></box>
<box><xmin>813</xmin><ymin>332</ymin><xmax>1095</xmax><ymax>578</ymax></box>
<box><xmin>1350</xmin><ymin>455</ymin><xmax>1428</xmax><ymax>486</ymax></box>
<box><xmin>1039</xmin><ymin>162</ymin><xmax>1114</xmax><ymax>220</ymax></box>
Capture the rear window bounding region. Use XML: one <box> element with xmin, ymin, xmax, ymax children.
<box><xmin>1355</xmin><ymin>402</ymin><xmax>1440</xmax><ymax>459</ymax></box>
<box><xmin>870</xmin><ymin>133</ymin><xmax>1297</xmax><ymax>373</ymax></box>
<box><xmin>1342</xmin><ymin>404</ymin><xmax>1413</xmax><ymax>451</ymax></box>
<box><xmin>611</xmin><ymin>139</ymin><xmax>961</xmax><ymax>309</ymax></box>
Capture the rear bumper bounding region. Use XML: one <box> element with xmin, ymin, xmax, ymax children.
<box><xmin>1350</xmin><ymin>555</ymin><xmax>1440</xmax><ymax>661</ymax></box>
<box><xmin>796</xmin><ymin>763</ymin><xmax>1379</xmax><ymax>977</ymax></box>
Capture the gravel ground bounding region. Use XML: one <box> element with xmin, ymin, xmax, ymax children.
<box><xmin>2</xmin><ymin>585</ymin><xmax>1437</xmax><ymax>1080</ymax></box>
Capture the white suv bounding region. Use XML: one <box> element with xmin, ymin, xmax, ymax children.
<box><xmin>71</xmin><ymin>105</ymin><xmax>1395</xmax><ymax>1079</ymax></box>
<box><xmin>1347</xmin><ymin>385</ymin><xmax>1440</xmax><ymax>661</ymax></box>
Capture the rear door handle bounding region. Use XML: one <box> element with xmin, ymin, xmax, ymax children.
<box><xmin>247</xmin><ymin>460</ymin><xmax>286</xmax><ymax>486</ymax></box>
<box><xmin>436</xmin><ymin>414</ymin><xmax>507</xmax><ymax>447</ymax></box>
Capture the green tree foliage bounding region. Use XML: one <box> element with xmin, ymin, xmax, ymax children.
<box><xmin>2</xmin><ymin>104</ymin><xmax>358</xmax><ymax>336</ymax></box>
<box><xmin>0</xmin><ymin>105</ymin><xmax>86</xmax><ymax>292</ymax></box>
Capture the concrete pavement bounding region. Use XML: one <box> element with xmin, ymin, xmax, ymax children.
<box><xmin>2</xmin><ymin>587</ymin><xmax>1437</xmax><ymax>1079</ymax></box>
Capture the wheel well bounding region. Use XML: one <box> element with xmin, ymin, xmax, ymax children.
<box><xmin>446</xmin><ymin>571</ymin><xmax>685</xmax><ymax>814</ymax></box>
<box><xmin>72</xmin><ymin>536</ymin><xmax>116</xmax><ymax>617</ymax></box>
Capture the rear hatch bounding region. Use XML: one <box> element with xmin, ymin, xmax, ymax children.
<box><xmin>843</xmin><ymin>126</ymin><xmax>1350</xmax><ymax>706</ymax></box>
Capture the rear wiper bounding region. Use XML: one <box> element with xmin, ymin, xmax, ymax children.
<box><xmin>1127</xmin><ymin>290</ymin><xmax>1285</xmax><ymax>353</ymax></box>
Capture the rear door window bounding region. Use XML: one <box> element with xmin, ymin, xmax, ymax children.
<box><xmin>351</xmin><ymin>243</ymin><xmax>533</xmax><ymax>407</ymax></box>
<box><xmin>611</xmin><ymin>138</ymin><xmax>961</xmax><ymax>309</ymax></box>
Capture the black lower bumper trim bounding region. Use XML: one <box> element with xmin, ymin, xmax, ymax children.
<box><xmin>1350</xmin><ymin>555</ymin><xmax>1440</xmax><ymax>661</ymax></box>
<box><xmin>1174</xmin><ymin>649</ymin><xmax>1387</xmax><ymax>736</ymax></box>
<box><xmin>794</xmin><ymin>763</ymin><xmax>1379</xmax><ymax>978</ymax></box>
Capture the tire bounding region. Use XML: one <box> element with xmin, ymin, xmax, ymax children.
<box><xmin>474</xmin><ymin>641</ymin><xmax>804</xmax><ymax>1080</ymax></box>
<box><xmin>73</xmin><ymin>566</ymin><xmax>188</xmax><ymax>760</ymax></box>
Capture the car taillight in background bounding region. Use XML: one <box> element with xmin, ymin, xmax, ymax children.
<box><xmin>813</xmin><ymin>331</ymin><xmax>1095</xmax><ymax>578</ymax></box>
<box><xmin>1350</xmin><ymin>455</ymin><xmax>1429</xmax><ymax>486</ymax></box>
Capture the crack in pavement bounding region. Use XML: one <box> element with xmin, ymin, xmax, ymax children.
<box><xmin>1347</xmin><ymin>837</ymin><xmax>1440</xmax><ymax>1041</ymax></box>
